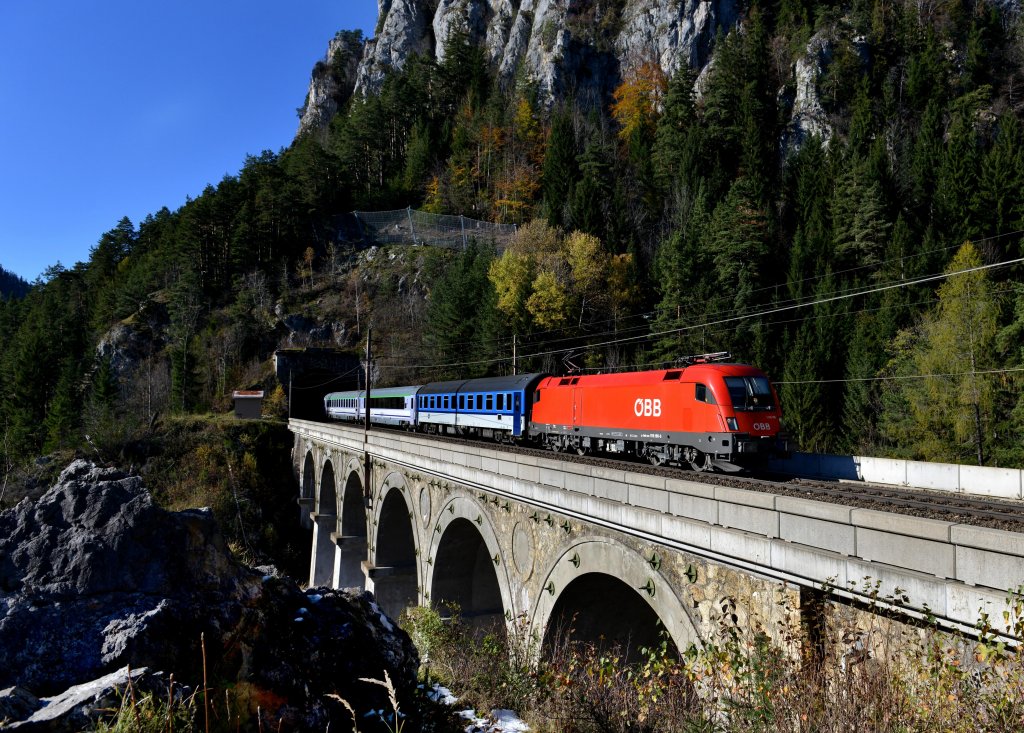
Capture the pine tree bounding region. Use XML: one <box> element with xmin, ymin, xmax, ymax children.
<box><xmin>542</xmin><ymin>107</ymin><xmax>579</xmax><ymax>226</ymax></box>
<box><xmin>652</xmin><ymin>66</ymin><xmax>696</xmax><ymax>191</ymax></box>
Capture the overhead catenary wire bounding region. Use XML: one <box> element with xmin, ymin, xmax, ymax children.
<box><xmin>775</xmin><ymin>366</ymin><xmax>1024</xmax><ymax>385</ymax></box>
<box><xmin>376</xmin><ymin>255</ymin><xmax>1024</xmax><ymax>372</ymax></box>
<box><xmin>389</xmin><ymin>229</ymin><xmax>1024</xmax><ymax>359</ymax></box>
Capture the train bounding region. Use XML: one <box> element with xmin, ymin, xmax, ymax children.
<box><xmin>323</xmin><ymin>356</ymin><xmax>790</xmax><ymax>472</ymax></box>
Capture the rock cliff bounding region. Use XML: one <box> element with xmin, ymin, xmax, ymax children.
<box><xmin>355</xmin><ymin>0</ymin><xmax>738</xmax><ymax>104</ymax></box>
<box><xmin>297</xmin><ymin>30</ymin><xmax>367</xmax><ymax>140</ymax></box>
<box><xmin>0</xmin><ymin>460</ymin><xmax>419</xmax><ymax>731</ymax></box>
<box><xmin>296</xmin><ymin>0</ymin><xmax>741</xmax><ymax>140</ymax></box>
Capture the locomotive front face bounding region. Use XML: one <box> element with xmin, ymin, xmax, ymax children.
<box><xmin>718</xmin><ymin>373</ymin><xmax>782</xmax><ymax>437</ymax></box>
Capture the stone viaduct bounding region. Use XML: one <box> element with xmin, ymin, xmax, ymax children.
<box><xmin>290</xmin><ymin>418</ymin><xmax>1024</xmax><ymax>653</ymax></box>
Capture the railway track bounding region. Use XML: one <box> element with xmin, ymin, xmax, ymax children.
<box><xmin>360</xmin><ymin>422</ymin><xmax>1024</xmax><ymax>534</ymax></box>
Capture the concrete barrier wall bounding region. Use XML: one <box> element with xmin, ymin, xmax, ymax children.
<box><xmin>770</xmin><ymin>451</ymin><xmax>1024</xmax><ymax>500</ymax></box>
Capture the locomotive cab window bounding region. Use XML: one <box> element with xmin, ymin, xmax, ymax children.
<box><xmin>724</xmin><ymin>376</ymin><xmax>775</xmax><ymax>411</ymax></box>
<box><xmin>695</xmin><ymin>384</ymin><xmax>716</xmax><ymax>404</ymax></box>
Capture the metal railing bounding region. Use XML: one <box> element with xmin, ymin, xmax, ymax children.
<box><xmin>335</xmin><ymin>207</ymin><xmax>518</xmax><ymax>251</ymax></box>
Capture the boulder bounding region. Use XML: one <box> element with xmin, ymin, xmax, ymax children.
<box><xmin>0</xmin><ymin>460</ymin><xmax>419</xmax><ymax>731</ymax></box>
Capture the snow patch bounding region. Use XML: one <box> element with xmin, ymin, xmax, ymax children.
<box><xmin>459</xmin><ymin>708</ymin><xmax>530</xmax><ymax>732</ymax></box>
<box><xmin>369</xmin><ymin>601</ymin><xmax>394</xmax><ymax>632</ymax></box>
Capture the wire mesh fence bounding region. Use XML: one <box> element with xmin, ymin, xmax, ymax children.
<box><xmin>335</xmin><ymin>207</ymin><xmax>518</xmax><ymax>251</ymax></box>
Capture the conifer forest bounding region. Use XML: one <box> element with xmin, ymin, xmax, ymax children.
<box><xmin>2</xmin><ymin>0</ymin><xmax>1024</xmax><ymax>477</ymax></box>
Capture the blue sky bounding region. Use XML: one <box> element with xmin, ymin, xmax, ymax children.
<box><xmin>0</xmin><ymin>1</ymin><xmax>378</xmax><ymax>282</ymax></box>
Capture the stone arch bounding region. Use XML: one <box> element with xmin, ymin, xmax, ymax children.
<box><xmin>334</xmin><ymin>463</ymin><xmax>368</xmax><ymax>590</ymax></box>
<box><xmin>308</xmin><ymin>458</ymin><xmax>338</xmax><ymax>587</ymax></box>
<box><xmin>368</xmin><ymin>471</ymin><xmax>419</xmax><ymax>619</ymax></box>
<box><xmin>531</xmin><ymin>538</ymin><xmax>699</xmax><ymax>662</ymax></box>
<box><xmin>425</xmin><ymin>495</ymin><xmax>512</xmax><ymax>631</ymax></box>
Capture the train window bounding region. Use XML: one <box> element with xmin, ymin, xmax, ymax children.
<box><xmin>570</xmin><ymin>377</ymin><xmax>580</xmax><ymax>385</ymax></box>
<box><xmin>497</xmin><ymin>394</ymin><xmax>504</xmax><ymax>411</ymax></box>
<box><xmin>724</xmin><ymin>376</ymin><xmax>775</xmax><ymax>410</ymax></box>
<box><xmin>664</xmin><ymin>370</ymin><xmax>682</xmax><ymax>380</ymax></box>
<box><xmin>695</xmin><ymin>384</ymin><xmax>717</xmax><ymax>404</ymax></box>
<box><xmin>442</xmin><ymin>396</ymin><xmax>448</xmax><ymax>409</ymax></box>
<box><xmin>559</xmin><ymin>378</ymin><xmax>571</xmax><ymax>386</ymax></box>
<box><xmin>476</xmin><ymin>394</ymin><xmax>483</xmax><ymax>410</ymax></box>
<box><xmin>486</xmin><ymin>395</ymin><xmax>493</xmax><ymax>410</ymax></box>
<box><xmin>515</xmin><ymin>394</ymin><xmax>521</xmax><ymax>410</ymax></box>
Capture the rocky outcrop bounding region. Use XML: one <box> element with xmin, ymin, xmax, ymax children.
<box><xmin>354</xmin><ymin>0</ymin><xmax>436</xmax><ymax>100</ymax></box>
<box><xmin>351</xmin><ymin>0</ymin><xmax>740</xmax><ymax>106</ymax></box>
<box><xmin>94</xmin><ymin>300</ymin><xmax>168</xmax><ymax>381</ymax></box>
<box><xmin>780</xmin><ymin>33</ymin><xmax>834</xmax><ymax>155</ymax></box>
<box><xmin>297</xmin><ymin>30</ymin><xmax>366</xmax><ymax>140</ymax></box>
<box><xmin>0</xmin><ymin>460</ymin><xmax>418</xmax><ymax>731</ymax></box>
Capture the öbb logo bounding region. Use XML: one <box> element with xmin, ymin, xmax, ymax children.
<box><xmin>633</xmin><ymin>398</ymin><xmax>662</xmax><ymax>417</ymax></box>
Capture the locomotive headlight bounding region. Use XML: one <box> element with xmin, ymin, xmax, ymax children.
<box><xmin>726</xmin><ymin>417</ymin><xmax>738</xmax><ymax>431</ymax></box>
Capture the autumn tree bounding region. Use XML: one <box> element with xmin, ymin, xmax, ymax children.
<box><xmin>880</xmin><ymin>243</ymin><xmax>999</xmax><ymax>464</ymax></box>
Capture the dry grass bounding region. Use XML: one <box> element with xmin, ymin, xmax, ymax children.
<box><xmin>402</xmin><ymin>589</ymin><xmax>1024</xmax><ymax>733</ymax></box>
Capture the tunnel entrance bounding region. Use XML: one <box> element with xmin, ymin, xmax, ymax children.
<box><xmin>542</xmin><ymin>573</ymin><xmax>674</xmax><ymax>664</ymax></box>
<box><xmin>335</xmin><ymin>470</ymin><xmax>368</xmax><ymax>590</ymax></box>
<box><xmin>310</xmin><ymin>461</ymin><xmax>337</xmax><ymax>587</ymax></box>
<box><xmin>372</xmin><ymin>489</ymin><xmax>418</xmax><ymax>619</ymax></box>
<box><xmin>431</xmin><ymin>518</ymin><xmax>504</xmax><ymax>630</ymax></box>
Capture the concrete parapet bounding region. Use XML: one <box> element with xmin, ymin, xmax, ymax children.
<box><xmin>960</xmin><ymin>465</ymin><xmax>1021</xmax><ymax>499</ymax></box>
<box><xmin>906</xmin><ymin>460</ymin><xmax>960</xmax><ymax>492</ymax></box>
<box><xmin>709</xmin><ymin>526</ymin><xmax>772</xmax><ymax>566</ymax></box>
<box><xmin>856</xmin><ymin>527</ymin><xmax>956</xmax><ymax>578</ymax></box>
<box><xmin>715</xmin><ymin>485</ymin><xmax>776</xmax><ymax>510</ymax></box>
<box><xmin>719</xmin><ymin>502</ymin><xmax>779</xmax><ymax>537</ymax></box>
<box><xmin>629</xmin><ymin>484</ymin><xmax>669</xmax><ymax>513</ymax></box>
<box><xmin>668</xmin><ymin>492</ymin><xmax>718</xmax><ymax>525</ymax></box>
<box><xmin>951</xmin><ymin>524</ymin><xmax>1024</xmax><ymax>556</ymax></box>
<box><xmin>851</xmin><ymin>508</ymin><xmax>952</xmax><ymax>542</ymax></box>
<box><xmin>775</xmin><ymin>495</ymin><xmax>852</xmax><ymax>523</ymax></box>
<box><xmin>845</xmin><ymin>559</ymin><xmax>949</xmax><ymax>614</ymax></box>
<box><xmin>955</xmin><ymin>546</ymin><xmax>1024</xmax><ymax>591</ymax></box>
<box><xmin>779</xmin><ymin>513</ymin><xmax>855</xmax><ymax>556</ymax></box>
<box><xmin>858</xmin><ymin>456</ymin><xmax>907</xmax><ymax>486</ymax></box>
<box><xmin>769</xmin><ymin>541</ymin><xmax>848</xmax><ymax>587</ymax></box>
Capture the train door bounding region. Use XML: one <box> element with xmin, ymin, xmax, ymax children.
<box><xmin>511</xmin><ymin>392</ymin><xmax>522</xmax><ymax>437</ymax></box>
<box><xmin>572</xmin><ymin>377</ymin><xmax>583</xmax><ymax>429</ymax></box>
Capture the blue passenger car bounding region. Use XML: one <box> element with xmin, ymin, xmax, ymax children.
<box><xmin>417</xmin><ymin>373</ymin><xmax>546</xmax><ymax>439</ymax></box>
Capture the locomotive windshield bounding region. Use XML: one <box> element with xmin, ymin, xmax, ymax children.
<box><xmin>723</xmin><ymin>376</ymin><xmax>775</xmax><ymax>411</ymax></box>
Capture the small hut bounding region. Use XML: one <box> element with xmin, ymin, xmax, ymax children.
<box><xmin>232</xmin><ymin>390</ymin><xmax>265</xmax><ymax>419</ymax></box>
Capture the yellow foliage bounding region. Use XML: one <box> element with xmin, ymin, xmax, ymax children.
<box><xmin>508</xmin><ymin>219</ymin><xmax>562</xmax><ymax>260</ymax></box>
<box><xmin>493</xmin><ymin>163</ymin><xmax>541</xmax><ymax>224</ymax></box>
<box><xmin>423</xmin><ymin>175</ymin><xmax>444</xmax><ymax>214</ymax></box>
<box><xmin>489</xmin><ymin>251</ymin><xmax>535</xmax><ymax>323</ymax></box>
<box><xmin>610</xmin><ymin>62</ymin><xmax>668</xmax><ymax>141</ymax></box>
<box><xmin>513</xmin><ymin>97</ymin><xmax>544</xmax><ymax>166</ymax></box>
<box><xmin>264</xmin><ymin>384</ymin><xmax>288</xmax><ymax>419</ymax></box>
<box><xmin>527</xmin><ymin>269</ymin><xmax>570</xmax><ymax>329</ymax></box>
<box><xmin>564</xmin><ymin>230</ymin><xmax>606</xmax><ymax>295</ymax></box>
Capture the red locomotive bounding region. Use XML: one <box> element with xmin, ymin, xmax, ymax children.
<box><xmin>528</xmin><ymin>354</ymin><xmax>789</xmax><ymax>472</ymax></box>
